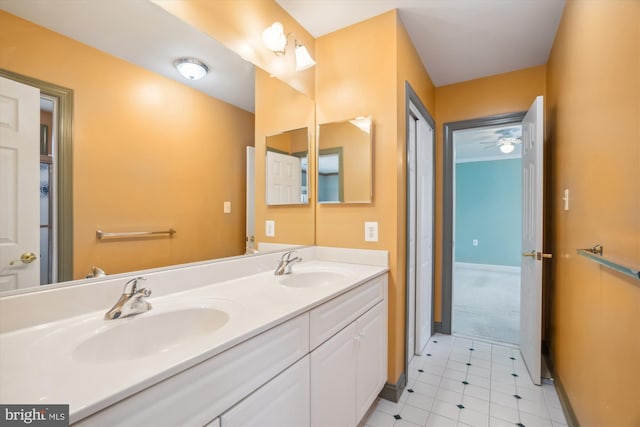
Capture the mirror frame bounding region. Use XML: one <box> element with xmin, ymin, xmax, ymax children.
<box><xmin>0</xmin><ymin>69</ymin><xmax>74</xmax><ymax>283</ymax></box>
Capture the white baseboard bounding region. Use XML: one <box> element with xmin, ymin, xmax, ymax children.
<box><xmin>455</xmin><ymin>262</ymin><xmax>520</xmax><ymax>273</ymax></box>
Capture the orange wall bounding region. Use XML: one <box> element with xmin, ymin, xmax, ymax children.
<box><xmin>0</xmin><ymin>11</ymin><xmax>254</xmax><ymax>279</ymax></box>
<box><xmin>315</xmin><ymin>10</ymin><xmax>435</xmax><ymax>384</ymax></box>
<box><xmin>254</xmin><ymin>68</ymin><xmax>315</xmax><ymax>246</ymax></box>
<box><xmin>153</xmin><ymin>0</ymin><xmax>315</xmax><ymax>99</ymax></box>
<box><xmin>434</xmin><ymin>66</ymin><xmax>547</xmax><ymax>321</ymax></box>
<box><xmin>546</xmin><ymin>1</ymin><xmax>640</xmax><ymax>425</ymax></box>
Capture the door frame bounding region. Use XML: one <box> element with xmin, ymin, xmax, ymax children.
<box><xmin>404</xmin><ymin>82</ymin><xmax>435</xmax><ymax>368</ymax></box>
<box><xmin>0</xmin><ymin>69</ymin><xmax>74</xmax><ymax>283</ymax></box>
<box><xmin>441</xmin><ymin>111</ymin><xmax>525</xmax><ymax>334</ymax></box>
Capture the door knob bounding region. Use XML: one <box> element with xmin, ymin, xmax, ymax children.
<box><xmin>536</xmin><ymin>251</ymin><xmax>553</xmax><ymax>260</ymax></box>
<box><xmin>9</xmin><ymin>252</ymin><xmax>37</xmax><ymax>266</ymax></box>
<box><xmin>522</xmin><ymin>250</ymin><xmax>536</xmax><ymax>258</ymax></box>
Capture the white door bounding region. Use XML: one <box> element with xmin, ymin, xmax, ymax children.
<box><xmin>415</xmin><ymin>107</ymin><xmax>433</xmax><ymax>354</ymax></box>
<box><xmin>246</xmin><ymin>146</ymin><xmax>255</xmax><ymax>242</ymax></box>
<box><xmin>407</xmin><ymin>109</ymin><xmax>417</xmax><ymax>360</ymax></box>
<box><xmin>407</xmin><ymin>103</ymin><xmax>434</xmax><ymax>359</ymax></box>
<box><xmin>0</xmin><ymin>76</ymin><xmax>40</xmax><ymax>291</ymax></box>
<box><xmin>520</xmin><ymin>96</ymin><xmax>546</xmax><ymax>385</ymax></box>
<box><xmin>266</xmin><ymin>151</ymin><xmax>301</xmax><ymax>205</ymax></box>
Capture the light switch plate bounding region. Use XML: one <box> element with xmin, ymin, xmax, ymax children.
<box><xmin>563</xmin><ymin>189</ymin><xmax>570</xmax><ymax>211</ymax></box>
<box><xmin>223</xmin><ymin>201</ymin><xmax>231</xmax><ymax>213</ymax></box>
<box><xmin>364</xmin><ymin>222</ymin><xmax>378</xmax><ymax>242</ymax></box>
<box><xmin>265</xmin><ymin>220</ymin><xmax>275</xmax><ymax>237</ymax></box>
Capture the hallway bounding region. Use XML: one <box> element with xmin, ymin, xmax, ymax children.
<box><xmin>363</xmin><ymin>335</ymin><xmax>567</xmax><ymax>427</ymax></box>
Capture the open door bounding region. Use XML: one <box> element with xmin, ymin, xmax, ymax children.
<box><xmin>0</xmin><ymin>76</ymin><xmax>40</xmax><ymax>290</ymax></box>
<box><xmin>520</xmin><ymin>96</ymin><xmax>549</xmax><ymax>385</ymax></box>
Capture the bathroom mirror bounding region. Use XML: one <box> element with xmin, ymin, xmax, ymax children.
<box><xmin>317</xmin><ymin>116</ymin><xmax>373</xmax><ymax>204</ymax></box>
<box><xmin>0</xmin><ymin>2</ymin><xmax>315</xmax><ymax>295</ymax></box>
<box><xmin>265</xmin><ymin>128</ymin><xmax>309</xmax><ymax>205</ymax></box>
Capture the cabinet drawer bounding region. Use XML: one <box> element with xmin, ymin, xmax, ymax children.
<box><xmin>75</xmin><ymin>314</ymin><xmax>310</xmax><ymax>427</ymax></box>
<box><xmin>221</xmin><ymin>355</ymin><xmax>309</xmax><ymax>427</ymax></box>
<box><xmin>309</xmin><ymin>275</ymin><xmax>385</xmax><ymax>350</ymax></box>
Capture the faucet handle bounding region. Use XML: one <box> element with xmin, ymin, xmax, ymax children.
<box><xmin>123</xmin><ymin>276</ymin><xmax>146</xmax><ymax>296</ymax></box>
<box><xmin>281</xmin><ymin>250</ymin><xmax>297</xmax><ymax>261</ymax></box>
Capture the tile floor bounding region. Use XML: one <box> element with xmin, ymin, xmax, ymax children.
<box><xmin>453</xmin><ymin>264</ymin><xmax>520</xmax><ymax>345</ymax></box>
<box><xmin>362</xmin><ymin>334</ymin><xmax>568</xmax><ymax>427</ymax></box>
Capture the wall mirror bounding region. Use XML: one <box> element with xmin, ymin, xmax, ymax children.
<box><xmin>317</xmin><ymin>116</ymin><xmax>373</xmax><ymax>204</ymax></box>
<box><xmin>265</xmin><ymin>128</ymin><xmax>309</xmax><ymax>205</ymax></box>
<box><xmin>0</xmin><ymin>1</ymin><xmax>315</xmax><ymax>296</ymax></box>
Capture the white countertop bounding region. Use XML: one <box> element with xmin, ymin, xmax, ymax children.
<box><xmin>0</xmin><ymin>258</ymin><xmax>387</xmax><ymax>423</ymax></box>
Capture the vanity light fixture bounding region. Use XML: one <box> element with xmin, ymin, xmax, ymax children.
<box><xmin>174</xmin><ymin>57</ymin><xmax>209</xmax><ymax>80</ymax></box>
<box><xmin>294</xmin><ymin>41</ymin><xmax>316</xmax><ymax>71</ymax></box>
<box><xmin>262</xmin><ymin>21</ymin><xmax>315</xmax><ymax>71</ymax></box>
<box><xmin>262</xmin><ymin>22</ymin><xmax>288</xmax><ymax>55</ymax></box>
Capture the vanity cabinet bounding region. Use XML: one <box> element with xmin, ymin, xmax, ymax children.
<box><xmin>73</xmin><ymin>272</ymin><xmax>387</xmax><ymax>427</ymax></box>
<box><xmin>308</xmin><ymin>276</ymin><xmax>387</xmax><ymax>427</ymax></box>
<box><xmin>220</xmin><ymin>356</ymin><xmax>310</xmax><ymax>427</ymax></box>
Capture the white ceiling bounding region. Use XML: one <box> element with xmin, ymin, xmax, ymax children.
<box><xmin>277</xmin><ymin>0</ymin><xmax>566</xmax><ymax>86</ymax></box>
<box><xmin>454</xmin><ymin>124</ymin><xmax>522</xmax><ymax>163</ymax></box>
<box><xmin>0</xmin><ymin>0</ymin><xmax>255</xmax><ymax>112</ymax></box>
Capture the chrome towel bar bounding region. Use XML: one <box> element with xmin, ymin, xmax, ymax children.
<box><xmin>576</xmin><ymin>244</ymin><xmax>640</xmax><ymax>281</ymax></box>
<box><xmin>96</xmin><ymin>229</ymin><xmax>176</xmax><ymax>240</ymax></box>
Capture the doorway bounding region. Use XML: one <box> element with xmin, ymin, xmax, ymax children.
<box><xmin>442</xmin><ymin>112</ymin><xmax>525</xmax><ymax>345</ymax></box>
<box><xmin>405</xmin><ymin>83</ymin><xmax>435</xmax><ymax>367</ymax></box>
<box><xmin>452</xmin><ymin>123</ymin><xmax>523</xmax><ymax>344</ymax></box>
<box><xmin>0</xmin><ymin>70</ymin><xmax>73</xmax><ymax>287</ymax></box>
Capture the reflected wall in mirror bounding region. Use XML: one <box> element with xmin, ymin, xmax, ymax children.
<box><xmin>317</xmin><ymin>116</ymin><xmax>373</xmax><ymax>204</ymax></box>
<box><xmin>265</xmin><ymin>128</ymin><xmax>309</xmax><ymax>205</ymax></box>
<box><xmin>0</xmin><ymin>5</ymin><xmax>259</xmax><ymax>294</ymax></box>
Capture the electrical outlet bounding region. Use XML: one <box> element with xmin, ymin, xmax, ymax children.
<box><xmin>265</xmin><ymin>220</ymin><xmax>275</xmax><ymax>237</ymax></box>
<box><xmin>364</xmin><ymin>222</ymin><xmax>378</xmax><ymax>242</ymax></box>
<box><xmin>472</xmin><ymin>239</ymin><xmax>478</xmax><ymax>246</ymax></box>
<box><xmin>223</xmin><ymin>201</ymin><xmax>231</xmax><ymax>213</ymax></box>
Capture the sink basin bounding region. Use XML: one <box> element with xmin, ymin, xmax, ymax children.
<box><xmin>73</xmin><ymin>307</ymin><xmax>229</xmax><ymax>363</ymax></box>
<box><xmin>278</xmin><ymin>271</ymin><xmax>347</xmax><ymax>288</ymax></box>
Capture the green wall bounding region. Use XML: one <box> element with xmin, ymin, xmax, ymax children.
<box><xmin>455</xmin><ymin>158</ymin><xmax>522</xmax><ymax>266</ymax></box>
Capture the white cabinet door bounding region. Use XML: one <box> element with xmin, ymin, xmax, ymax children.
<box><xmin>310</xmin><ymin>322</ymin><xmax>357</xmax><ymax>427</ymax></box>
<box><xmin>222</xmin><ymin>356</ymin><xmax>310</xmax><ymax>427</ymax></box>
<box><xmin>355</xmin><ymin>302</ymin><xmax>386</xmax><ymax>421</ymax></box>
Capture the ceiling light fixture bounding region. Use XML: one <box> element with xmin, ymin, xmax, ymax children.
<box><xmin>262</xmin><ymin>21</ymin><xmax>315</xmax><ymax>71</ymax></box>
<box><xmin>174</xmin><ymin>57</ymin><xmax>209</xmax><ymax>80</ymax></box>
<box><xmin>500</xmin><ymin>143</ymin><xmax>515</xmax><ymax>154</ymax></box>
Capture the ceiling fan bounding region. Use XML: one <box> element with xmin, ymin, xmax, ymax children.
<box><xmin>478</xmin><ymin>128</ymin><xmax>522</xmax><ymax>154</ymax></box>
<box><xmin>485</xmin><ymin>136</ymin><xmax>522</xmax><ymax>153</ymax></box>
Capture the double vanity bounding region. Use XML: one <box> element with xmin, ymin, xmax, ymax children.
<box><xmin>0</xmin><ymin>246</ymin><xmax>388</xmax><ymax>426</ymax></box>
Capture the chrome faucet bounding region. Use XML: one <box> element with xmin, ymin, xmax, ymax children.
<box><xmin>104</xmin><ymin>277</ymin><xmax>152</xmax><ymax>320</ymax></box>
<box><xmin>274</xmin><ymin>251</ymin><xmax>302</xmax><ymax>276</ymax></box>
